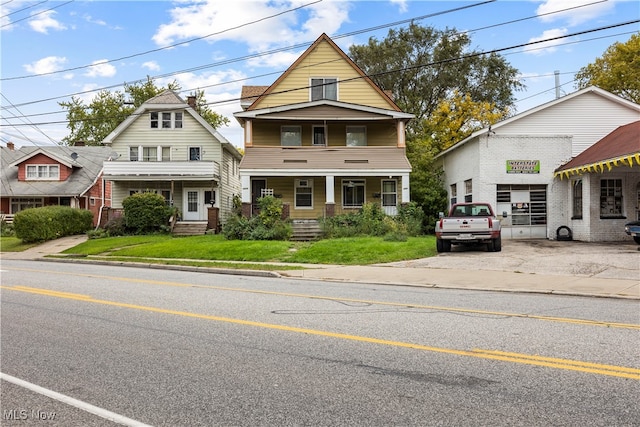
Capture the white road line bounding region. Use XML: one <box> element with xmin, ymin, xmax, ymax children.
<box><xmin>0</xmin><ymin>373</ymin><xmax>153</xmax><ymax>427</ymax></box>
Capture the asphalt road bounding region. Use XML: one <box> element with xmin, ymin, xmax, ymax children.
<box><xmin>1</xmin><ymin>260</ymin><xmax>639</xmax><ymax>426</ymax></box>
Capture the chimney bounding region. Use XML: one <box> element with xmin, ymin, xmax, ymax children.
<box><xmin>6</xmin><ymin>142</ymin><xmax>15</xmax><ymax>150</ymax></box>
<box><xmin>74</xmin><ymin>140</ymin><xmax>86</xmax><ymax>146</ymax></box>
<box><xmin>187</xmin><ymin>95</ymin><xmax>197</xmax><ymax>109</ymax></box>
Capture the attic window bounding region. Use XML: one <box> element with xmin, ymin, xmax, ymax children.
<box><xmin>311</xmin><ymin>78</ymin><xmax>337</xmax><ymax>101</ymax></box>
<box><xmin>26</xmin><ymin>164</ymin><xmax>59</xmax><ymax>180</ymax></box>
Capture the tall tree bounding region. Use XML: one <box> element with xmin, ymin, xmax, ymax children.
<box><xmin>575</xmin><ymin>33</ymin><xmax>640</xmax><ymax>104</ymax></box>
<box><xmin>349</xmin><ymin>23</ymin><xmax>522</xmax><ymax>138</ymax></box>
<box><xmin>59</xmin><ymin>77</ymin><xmax>228</xmax><ymax>145</ymax></box>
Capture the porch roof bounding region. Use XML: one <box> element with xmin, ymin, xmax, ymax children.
<box><xmin>554</xmin><ymin>120</ymin><xmax>640</xmax><ymax>179</ymax></box>
<box><xmin>240</xmin><ymin>146</ymin><xmax>411</xmax><ymax>175</ymax></box>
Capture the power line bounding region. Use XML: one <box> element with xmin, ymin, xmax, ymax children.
<box><xmin>1</xmin><ymin>0</ymin><xmax>323</xmax><ymax>81</ymax></box>
<box><xmin>0</xmin><ymin>0</ymin><xmax>599</xmax><ymax>111</ymax></box>
<box><xmin>3</xmin><ymin>19</ymin><xmax>637</xmax><ymax>129</ymax></box>
<box><xmin>1</xmin><ymin>0</ymin><xmax>47</xmax><ymax>18</ymax></box>
<box><xmin>0</xmin><ymin>0</ymin><xmax>74</xmax><ymax>28</ymax></box>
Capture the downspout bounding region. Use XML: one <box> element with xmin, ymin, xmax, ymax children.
<box><xmin>95</xmin><ymin>177</ymin><xmax>106</xmax><ymax>230</ymax></box>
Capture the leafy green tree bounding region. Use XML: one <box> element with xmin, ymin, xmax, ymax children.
<box><xmin>575</xmin><ymin>33</ymin><xmax>640</xmax><ymax>104</ymax></box>
<box><xmin>59</xmin><ymin>77</ymin><xmax>228</xmax><ymax>145</ymax></box>
<box><xmin>349</xmin><ymin>23</ymin><xmax>523</xmax><ymax>138</ymax></box>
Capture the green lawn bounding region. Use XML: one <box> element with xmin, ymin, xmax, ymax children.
<box><xmin>0</xmin><ymin>236</ymin><xmax>38</xmax><ymax>252</ymax></box>
<box><xmin>63</xmin><ymin>234</ymin><xmax>437</xmax><ymax>265</ymax></box>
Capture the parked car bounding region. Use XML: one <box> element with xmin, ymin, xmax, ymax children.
<box><xmin>624</xmin><ymin>221</ymin><xmax>640</xmax><ymax>244</ymax></box>
<box><xmin>435</xmin><ymin>202</ymin><xmax>503</xmax><ymax>252</ymax></box>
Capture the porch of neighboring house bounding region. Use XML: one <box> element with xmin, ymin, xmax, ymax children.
<box><xmin>101</xmin><ymin>179</ymin><xmax>221</xmax><ymax>236</ymax></box>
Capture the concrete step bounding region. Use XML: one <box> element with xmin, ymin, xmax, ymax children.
<box><xmin>172</xmin><ymin>221</ymin><xmax>208</xmax><ymax>236</ymax></box>
<box><xmin>291</xmin><ymin>220</ymin><xmax>323</xmax><ymax>241</ymax></box>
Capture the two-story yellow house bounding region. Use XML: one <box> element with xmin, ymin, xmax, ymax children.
<box><xmin>102</xmin><ymin>90</ymin><xmax>242</xmax><ymax>234</ymax></box>
<box><xmin>234</xmin><ymin>33</ymin><xmax>413</xmax><ymax>221</ymax></box>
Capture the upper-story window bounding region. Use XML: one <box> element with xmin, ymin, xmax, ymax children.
<box><xmin>310</xmin><ymin>78</ymin><xmax>337</xmax><ymax>101</ymax></box>
<box><xmin>346</xmin><ymin>126</ymin><xmax>366</xmax><ymax>147</ymax></box>
<box><xmin>312</xmin><ymin>125</ymin><xmax>326</xmax><ymax>146</ymax></box>
<box><xmin>130</xmin><ymin>146</ymin><xmax>171</xmax><ymax>161</ymax></box>
<box><xmin>26</xmin><ymin>164</ymin><xmax>59</xmax><ymax>180</ymax></box>
<box><xmin>150</xmin><ymin>111</ymin><xmax>183</xmax><ymax>129</ymax></box>
<box><xmin>189</xmin><ymin>146</ymin><xmax>201</xmax><ymax>161</ymax></box>
<box><xmin>281</xmin><ymin>126</ymin><xmax>302</xmax><ymax>146</ymax></box>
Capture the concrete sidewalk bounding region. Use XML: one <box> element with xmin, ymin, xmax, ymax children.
<box><xmin>2</xmin><ymin>235</ymin><xmax>638</xmax><ymax>299</ymax></box>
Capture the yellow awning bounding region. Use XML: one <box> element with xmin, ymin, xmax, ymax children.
<box><xmin>554</xmin><ymin>152</ymin><xmax>640</xmax><ymax>180</ymax></box>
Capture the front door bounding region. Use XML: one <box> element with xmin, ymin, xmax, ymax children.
<box><xmin>251</xmin><ymin>179</ymin><xmax>267</xmax><ymax>216</ymax></box>
<box><xmin>183</xmin><ymin>189</ymin><xmax>204</xmax><ymax>221</ymax></box>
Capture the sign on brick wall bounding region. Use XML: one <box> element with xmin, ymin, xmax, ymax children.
<box><xmin>506</xmin><ymin>160</ymin><xmax>540</xmax><ymax>174</ymax></box>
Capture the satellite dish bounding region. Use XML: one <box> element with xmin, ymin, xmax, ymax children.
<box><xmin>108</xmin><ymin>151</ymin><xmax>120</xmax><ymax>161</ymax></box>
<box><xmin>70</xmin><ymin>152</ymin><xmax>78</xmax><ymax>160</ymax></box>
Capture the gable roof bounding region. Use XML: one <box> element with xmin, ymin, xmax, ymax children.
<box><xmin>245</xmin><ymin>33</ymin><xmax>401</xmax><ymax>112</ymax></box>
<box><xmin>1</xmin><ymin>145</ymin><xmax>112</xmax><ymax>197</ymax></box>
<box><xmin>436</xmin><ymin>86</ymin><xmax>640</xmax><ymax>159</ymax></box>
<box><xmin>102</xmin><ymin>90</ymin><xmax>242</xmax><ymax>159</ymax></box>
<box><xmin>554</xmin><ymin>120</ymin><xmax>640</xmax><ymax>178</ymax></box>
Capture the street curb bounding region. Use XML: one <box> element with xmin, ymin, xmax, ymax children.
<box><xmin>27</xmin><ymin>256</ymin><xmax>639</xmax><ymax>300</ymax></box>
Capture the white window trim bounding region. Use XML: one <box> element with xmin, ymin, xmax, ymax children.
<box><xmin>26</xmin><ymin>164</ymin><xmax>60</xmax><ymax>180</ymax></box>
<box><xmin>151</xmin><ymin>111</ymin><xmax>184</xmax><ymax>130</ymax></box>
<box><xmin>309</xmin><ymin>77</ymin><xmax>338</xmax><ymax>101</ymax></box>
<box><xmin>381</xmin><ymin>179</ymin><xmax>398</xmax><ymax>207</ymax></box>
<box><xmin>189</xmin><ymin>146</ymin><xmax>202</xmax><ymax>161</ymax></box>
<box><xmin>294</xmin><ymin>179</ymin><xmax>314</xmax><ymax>209</ymax></box>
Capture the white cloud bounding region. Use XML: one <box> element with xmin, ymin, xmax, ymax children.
<box><xmin>29</xmin><ymin>10</ymin><xmax>67</xmax><ymax>34</ymax></box>
<box><xmin>142</xmin><ymin>61</ymin><xmax>161</xmax><ymax>71</ymax></box>
<box><xmin>523</xmin><ymin>28</ymin><xmax>569</xmax><ymax>55</ymax></box>
<box><xmin>536</xmin><ymin>0</ymin><xmax>616</xmax><ymax>26</ymax></box>
<box><xmin>83</xmin><ymin>14</ymin><xmax>107</xmax><ymax>26</ymax></box>
<box><xmin>24</xmin><ymin>56</ymin><xmax>67</xmax><ymax>75</ymax></box>
<box><xmin>85</xmin><ymin>60</ymin><xmax>117</xmax><ymax>78</ymax></box>
<box><xmin>151</xmin><ymin>1</ymin><xmax>352</xmax><ymax>52</ymax></box>
<box><xmin>390</xmin><ymin>0</ymin><xmax>408</xmax><ymax>13</ymax></box>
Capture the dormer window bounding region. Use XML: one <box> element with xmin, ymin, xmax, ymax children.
<box><xmin>150</xmin><ymin>111</ymin><xmax>183</xmax><ymax>129</ymax></box>
<box><xmin>26</xmin><ymin>165</ymin><xmax>59</xmax><ymax>180</ymax></box>
<box><xmin>310</xmin><ymin>78</ymin><xmax>337</xmax><ymax>101</ymax></box>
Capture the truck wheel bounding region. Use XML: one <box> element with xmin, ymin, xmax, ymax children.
<box><xmin>436</xmin><ymin>239</ymin><xmax>451</xmax><ymax>253</ymax></box>
<box><xmin>493</xmin><ymin>236</ymin><xmax>502</xmax><ymax>252</ymax></box>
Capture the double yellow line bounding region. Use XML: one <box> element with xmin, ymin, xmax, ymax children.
<box><xmin>3</xmin><ymin>285</ymin><xmax>639</xmax><ymax>380</ymax></box>
<box><xmin>4</xmin><ymin>266</ymin><xmax>639</xmax><ymax>330</ymax></box>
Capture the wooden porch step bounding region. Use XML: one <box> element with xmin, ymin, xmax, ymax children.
<box><xmin>290</xmin><ymin>220</ymin><xmax>323</xmax><ymax>241</ymax></box>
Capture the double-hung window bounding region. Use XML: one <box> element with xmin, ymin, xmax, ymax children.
<box><xmin>143</xmin><ymin>147</ymin><xmax>157</xmax><ymax>162</ymax></box>
<box><xmin>311</xmin><ymin>78</ymin><xmax>337</xmax><ymax>101</ymax></box>
<box><xmin>572</xmin><ymin>180</ymin><xmax>583</xmax><ymax>219</ymax></box>
<box><xmin>600</xmin><ymin>179</ymin><xmax>623</xmax><ymax>218</ymax></box>
<box><xmin>295</xmin><ymin>179</ymin><xmax>313</xmax><ymax>209</ymax></box>
<box><xmin>150</xmin><ymin>111</ymin><xmax>183</xmax><ymax>129</ymax></box>
<box><xmin>189</xmin><ymin>147</ymin><xmax>201</xmax><ymax>161</ymax></box>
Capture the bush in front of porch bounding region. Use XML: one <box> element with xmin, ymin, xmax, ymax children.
<box><xmin>223</xmin><ymin>195</ymin><xmax>292</xmax><ymax>241</ymax></box>
<box><xmin>321</xmin><ymin>202</ymin><xmax>424</xmax><ymax>239</ymax></box>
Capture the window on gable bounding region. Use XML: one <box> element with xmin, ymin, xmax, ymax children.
<box><xmin>130</xmin><ymin>147</ymin><xmax>139</xmax><ymax>161</ymax></box>
<box><xmin>174</xmin><ymin>112</ymin><xmax>183</xmax><ymax>128</ymax></box>
<box><xmin>281</xmin><ymin>126</ymin><xmax>302</xmax><ymax>146</ymax></box>
<box><xmin>150</xmin><ymin>112</ymin><xmax>159</xmax><ymax>128</ymax></box>
<box><xmin>311</xmin><ymin>78</ymin><xmax>337</xmax><ymax>101</ymax></box>
<box><xmin>151</xmin><ymin>111</ymin><xmax>183</xmax><ymax>129</ymax></box>
<box><xmin>143</xmin><ymin>147</ymin><xmax>157</xmax><ymax>162</ymax></box>
<box><xmin>162</xmin><ymin>112</ymin><xmax>172</xmax><ymax>129</ymax></box>
<box><xmin>26</xmin><ymin>165</ymin><xmax>59</xmax><ymax>180</ymax></box>
<box><xmin>346</xmin><ymin>126</ymin><xmax>366</xmax><ymax>147</ymax></box>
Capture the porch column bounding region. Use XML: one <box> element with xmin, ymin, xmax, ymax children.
<box><xmin>325</xmin><ymin>175</ymin><xmax>335</xmax><ymax>217</ymax></box>
<box><xmin>397</xmin><ymin>121</ymin><xmax>406</xmax><ymax>148</ymax></box>
<box><xmin>241</xmin><ymin>174</ymin><xmax>251</xmax><ymax>218</ymax></box>
<box><xmin>245</xmin><ymin>120</ymin><xmax>253</xmax><ymax>147</ymax></box>
<box><xmin>401</xmin><ymin>173</ymin><xmax>410</xmax><ymax>203</ymax></box>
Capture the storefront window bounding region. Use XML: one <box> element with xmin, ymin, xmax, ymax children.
<box><xmin>600</xmin><ymin>179</ymin><xmax>623</xmax><ymax>218</ymax></box>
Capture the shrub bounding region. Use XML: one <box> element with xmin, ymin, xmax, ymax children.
<box><xmin>321</xmin><ymin>202</ymin><xmax>425</xmax><ymax>238</ymax></box>
<box><xmin>222</xmin><ymin>195</ymin><xmax>291</xmax><ymax>241</ymax></box>
<box><xmin>122</xmin><ymin>192</ymin><xmax>173</xmax><ymax>234</ymax></box>
<box><xmin>13</xmin><ymin>206</ymin><xmax>93</xmax><ymax>243</ymax></box>
<box><xmin>0</xmin><ymin>219</ymin><xmax>14</xmax><ymax>237</ymax></box>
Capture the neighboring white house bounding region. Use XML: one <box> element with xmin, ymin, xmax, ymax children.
<box><xmin>435</xmin><ymin>86</ymin><xmax>640</xmax><ymax>242</ymax></box>
<box><xmin>101</xmin><ymin>90</ymin><xmax>242</xmax><ymax>232</ymax></box>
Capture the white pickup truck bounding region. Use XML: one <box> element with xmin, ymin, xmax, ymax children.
<box><xmin>435</xmin><ymin>202</ymin><xmax>503</xmax><ymax>252</ymax></box>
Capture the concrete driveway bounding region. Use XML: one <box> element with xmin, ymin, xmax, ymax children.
<box><xmin>385</xmin><ymin>239</ymin><xmax>640</xmax><ymax>281</ymax></box>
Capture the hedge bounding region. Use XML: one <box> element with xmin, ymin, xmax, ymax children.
<box><xmin>13</xmin><ymin>206</ymin><xmax>93</xmax><ymax>243</ymax></box>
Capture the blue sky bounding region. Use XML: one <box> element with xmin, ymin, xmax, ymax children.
<box><xmin>1</xmin><ymin>0</ymin><xmax>638</xmax><ymax>148</ymax></box>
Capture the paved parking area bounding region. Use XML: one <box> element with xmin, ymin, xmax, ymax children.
<box><xmin>385</xmin><ymin>239</ymin><xmax>640</xmax><ymax>281</ymax></box>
